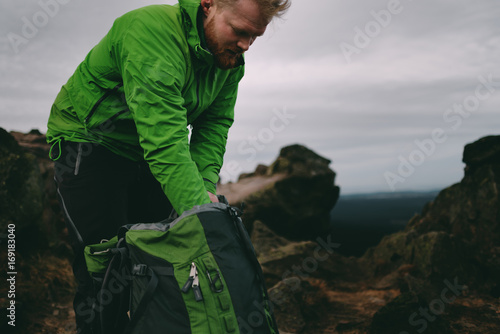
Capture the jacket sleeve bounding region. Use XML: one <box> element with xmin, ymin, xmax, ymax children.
<box><xmin>189</xmin><ymin>67</ymin><xmax>244</xmax><ymax>194</ymax></box>
<box><xmin>114</xmin><ymin>11</ymin><xmax>211</xmax><ymax>214</ymax></box>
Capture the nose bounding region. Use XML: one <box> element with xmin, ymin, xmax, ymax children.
<box><xmin>237</xmin><ymin>36</ymin><xmax>254</xmax><ymax>52</ymax></box>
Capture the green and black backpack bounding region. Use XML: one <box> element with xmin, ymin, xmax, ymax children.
<box><xmin>84</xmin><ymin>199</ymin><xmax>279</xmax><ymax>334</ymax></box>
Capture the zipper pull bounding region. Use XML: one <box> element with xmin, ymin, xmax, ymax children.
<box><xmin>181</xmin><ymin>262</ymin><xmax>197</xmax><ymax>293</ymax></box>
<box><xmin>192</xmin><ymin>267</ymin><xmax>203</xmax><ymax>302</ymax></box>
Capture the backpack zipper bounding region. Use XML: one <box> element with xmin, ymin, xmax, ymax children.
<box><xmin>181</xmin><ymin>262</ymin><xmax>203</xmax><ymax>302</ymax></box>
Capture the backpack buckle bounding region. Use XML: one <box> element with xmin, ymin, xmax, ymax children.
<box><xmin>132</xmin><ymin>264</ymin><xmax>148</xmax><ymax>276</ymax></box>
<box><xmin>206</xmin><ymin>269</ymin><xmax>224</xmax><ymax>293</ymax></box>
<box><xmin>228</xmin><ymin>206</ymin><xmax>243</xmax><ymax>219</ymax></box>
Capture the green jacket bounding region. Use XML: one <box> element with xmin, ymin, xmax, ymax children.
<box><xmin>47</xmin><ymin>0</ymin><xmax>244</xmax><ymax>214</ymax></box>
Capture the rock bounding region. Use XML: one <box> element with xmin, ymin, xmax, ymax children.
<box><xmin>11</xmin><ymin>129</ymin><xmax>51</xmax><ymax>159</ymax></box>
<box><xmin>268</xmin><ymin>278</ymin><xmax>307</xmax><ymax>333</ymax></box>
<box><xmin>238</xmin><ymin>164</ymin><xmax>269</xmax><ymax>180</ymax></box>
<box><xmin>3</xmin><ymin>130</ymin><xmax>499</xmax><ymax>333</ymax></box>
<box><xmin>269</xmin><ymin>278</ymin><xmax>347</xmax><ymax>334</ymax></box>
<box><xmin>220</xmin><ymin>144</ymin><xmax>340</xmax><ymax>240</ymax></box>
<box><xmin>250</xmin><ymin>220</ymin><xmax>365</xmax><ymax>290</ymax></box>
<box><xmin>361</xmin><ymin>134</ymin><xmax>500</xmax><ymax>303</ymax></box>
<box><xmin>0</xmin><ymin>128</ymin><xmax>74</xmax><ymax>334</ymax></box>
<box><xmin>368</xmin><ymin>275</ymin><xmax>500</xmax><ymax>334</ymax></box>
<box><xmin>1</xmin><ymin>129</ymin><xmax>65</xmax><ymax>253</ymax></box>
<box><xmin>252</xmin><ymin>219</ymin><xmax>328</xmax><ymax>287</ymax></box>
<box><xmin>363</xmin><ymin>230</ymin><xmax>476</xmax><ymax>289</ymax></box>
<box><xmin>250</xmin><ymin>220</ymin><xmax>291</xmax><ymax>258</ymax></box>
<box><xmin>341</xmin><ymin>134</ymin><xmax>500</xmax><ymax>333</ymax></box>
<box><xmin>266</xmin><ymin>144</ymin><xmax>332</xmax><ymax>176</ymax></box>
<box><xmin>0</xmin><ymin>128</ymin><xmax>45</xmax><ymax>252</ymax></box>
<box><xmin>462</xmin><ymin>135</ymin><xmax>500</xmax><ymax>170</ymax></box>
<box><xmin>369</xmin><ymin>290</ymin><xmax>454</xmax><ymax>334</ymax></box>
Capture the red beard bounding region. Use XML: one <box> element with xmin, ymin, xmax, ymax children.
<box><xmin>204</xmin><ymin>17</ymin><xmax>243</xmax><ymax>69</ymax></box>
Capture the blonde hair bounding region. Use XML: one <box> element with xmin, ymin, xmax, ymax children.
<box><xmin>216</xmin><ymin>0</ymin><xmax>291</xmax><ymax>21</ymax></box>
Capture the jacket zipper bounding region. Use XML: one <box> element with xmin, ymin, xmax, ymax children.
<box><xmin>84</xmin><ymin>83</ymin><xmax>124</xmax><ymax>126</ymax></box>
<box><xmin>188</xmin><ymin>73</ymin><xmax>201</xmax><ymax>119</ymax></box>
<box><xmin>95</xmin><ymin>108</ymin><xmax>129</xmax><ymax>127</ymax></box>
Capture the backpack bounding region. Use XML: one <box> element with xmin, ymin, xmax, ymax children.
<box><xmin>84</xmin><ymin>199</ymin><xmax>280</xmax><ymax>334</ymax></box>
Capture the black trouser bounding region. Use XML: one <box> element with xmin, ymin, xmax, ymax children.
<box><xmin>53</xmin><ymin>141</ymin><xmax>173</xmax><ymax>334</ymax></box>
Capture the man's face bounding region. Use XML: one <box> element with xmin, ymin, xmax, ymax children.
<box><xmin>203</xmin><ymin>0</ymin><xmax>268</xmax><ymax>69</ymax></box>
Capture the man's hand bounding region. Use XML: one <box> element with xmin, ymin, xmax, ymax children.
<box><xmin>208</xmin><ymin>191</ymin><xmax>219</xmax><ymax>203</ymax></box>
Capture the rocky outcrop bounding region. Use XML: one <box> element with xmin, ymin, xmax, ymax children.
<box><xmin>219</xmin><ymin>144</ymin><xmax>340</xmax><ymax>240</ymax></box>
<box><xmin>2</xmin><ymin>129</ymin><xmax>500</xmax><ymax>333</ymax></box>
<box><xmin>0</xmin><ymin>128</ymin><xmax>64</xmax><ymax>253</ymax></box>
<box><xmin>362</xmin><ymin>135</ymin><xmax>500</xmax><ymax>294</ymax></box>
<box><xmin>0</xmin><ymin>128</ymin><xmax>73</xmax><ymax>334</ymax></box>
<box><xmin>246</xmin><ymin>135</ymin><xmax>500</xmax><ymax>333</ymax></box>
<box><xmin>251</xmin><ymin>220</ymin><xmax>399</xmax><ymax>333</ymax></box>
<box><xmin>361</xmin><ymin>135</ymin><xmax>500</xmax><ymax>333</ymax></box>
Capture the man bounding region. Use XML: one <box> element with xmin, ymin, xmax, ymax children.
<box><xmin>47</xmin><ymin>0</ymin><xmax>290</xmax><ymax>332</ymax></box>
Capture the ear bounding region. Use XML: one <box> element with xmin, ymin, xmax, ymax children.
<box><xmin>200</xmin><ymin>0</ymin><xmax>213</xmax><ymax>17</ymax></box>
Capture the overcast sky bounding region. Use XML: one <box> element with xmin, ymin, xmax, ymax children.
<box><xmin>1</xmin><ymin>0</ymin><xmax>499</xmax><ymax>195</ymax></box>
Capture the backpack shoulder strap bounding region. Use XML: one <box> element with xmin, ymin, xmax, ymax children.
<box><xmin>227</xmin><ymin>205</ymin><xmax>280</xmax><ymax>333</ymax></box>
<box><xmin>124</xmin><ymin>264</ymin><xmax>175</xmax><ymax>334</ymax></box>
<box><xmin>99</xmin><ymin>240</ymin><xmax>130</xmax><ymax>333</ymax></box>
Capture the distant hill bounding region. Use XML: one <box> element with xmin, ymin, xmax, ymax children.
<box><xmin>329</xmin><ymin>190</ymin><xmax>439</xmax><ymax>256</ymax></box>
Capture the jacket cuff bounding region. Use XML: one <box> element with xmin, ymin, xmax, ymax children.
<box><xmin>203</xmin><ymin>177</ymin><xmax>217</xmax><ymax>194</ymax></box>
